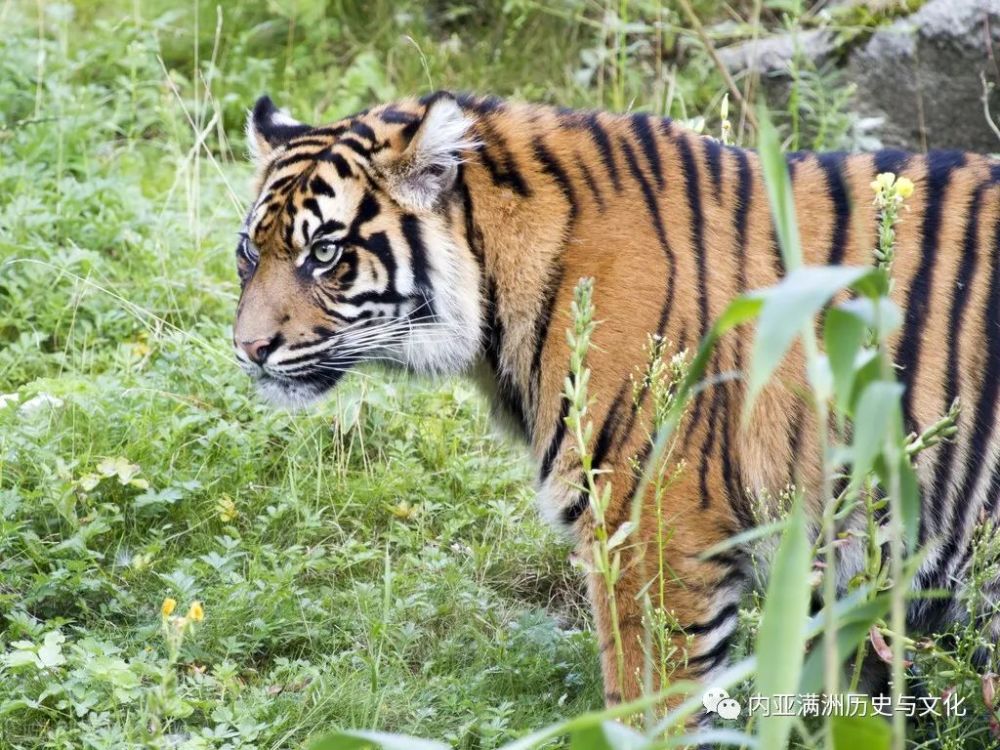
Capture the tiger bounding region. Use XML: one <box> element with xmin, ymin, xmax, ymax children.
<box><xmin>232</xmin><ymin>91</ymin><xmax>1000</xmax><ymax>710</ymax></box>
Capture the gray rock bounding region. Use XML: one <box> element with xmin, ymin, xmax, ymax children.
<box><xmin>849</xmin><ymin>0</ymin><xmax>1000</xmax><ymax>152</ymax></box>
<box><xmin>716</xmin><ymin>28</ymin><xmax>839</xmax><ymax>75</ymax></box>
<box><xmin>716</xmin><ymin>0</ymin><xmax>1000</xmax><ymax>153</ymax></box>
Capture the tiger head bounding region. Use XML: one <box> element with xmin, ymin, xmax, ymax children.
<box><xmin>233</xmin><ymin>93</ymin><xmax>483</xmax><ymax>408</ymax></box>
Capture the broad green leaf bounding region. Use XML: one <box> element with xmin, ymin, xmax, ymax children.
<box><xmin>747</xmin><ymin>266</ymin><xmax>879</xmax><ymax>415</ymax></box>
<box><xmin>824</xmin><ymin>307</ymin><xmax>866</xmax><ymax>416</ymax></box>
<box><xmin>756</xmin><ymin>496</ymin><xmax>811</xmax><ymax>750</ymax></box>
<box><xmin>36</xmin><ymin>631</ymin><xmax>66</xmax><ymax>669</ymax></box>
<box><xmin>714</xmin><ymin>295</ymin><xmax>764</xmax><ymax>336</ymax></box>
<box><xmin>847</xmin><ymin>349</ymin><xmax>881</xmax><ymax>413</ymax></box>
<box><xmin>836</xmin><ymin>297</ymin><xmax>902</xmax><ymax>335</ymax></box>
<box><xmin>309</xmin><ymin>731</ymin><xmax>448</xmax><ymax>750</ymax></box>
<box><xmin>831</xmin><ymin>714</ymin><xmax>892</xmax><ymax>749</ymax></box>
<box><xmin>846</xmin><ymin>268</ymin><xmax>890</xmax><ymax>300</ymax></box>
<box><xmin>570</xmin><ymin>721</ymin><xmax>648</xmax><ymax>750</ymax></box>
<box><xmin>850</xmin><ymin>381</ymin><xmax>904</xmax><ymax>491</ymax></box>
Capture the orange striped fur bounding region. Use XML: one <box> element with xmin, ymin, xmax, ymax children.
<box><xmin>233</xmin><ymin>92</ymin><xmax>1000</xmax><ymax>708</ymax></box>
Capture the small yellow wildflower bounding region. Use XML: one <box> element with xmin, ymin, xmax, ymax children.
<box><xmin>895</xmin><ymin>176</ymin><xmax>915</xmax><ymax>199</ymax></box>
<box><xmin>161</xmin><ymin>597</ymin><xmax>176</xmax><ymax>618</ymax></box>
<box><xmin>390</xmin><ymin>500</ymin><xmax>418</xmax><ymax>520</ymax></box>
<box><xmin>871</xmin><ymin>172</ymin><xmax>896</xmax><ymax>195</ymax></box>
<box><xmin>187</xmin><ymin>601</ymin><xmax>205</xmax><ymax>622</ymax></box>
<box><xmin>216</xmin><ymin>495</ymin><xmax>238</xmax><ymax>523</ymax></box>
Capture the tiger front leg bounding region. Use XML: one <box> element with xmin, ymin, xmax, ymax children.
<box><xmin>580</xmin><ymin>484</ymin><xmax>750</xmax><ymax>712</ymax></box>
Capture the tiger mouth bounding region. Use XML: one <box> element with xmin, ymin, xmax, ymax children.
<box><xmin>249</xmin><ymin>367</ymin><xmax>348</xmax><ymax>409</ymax></box>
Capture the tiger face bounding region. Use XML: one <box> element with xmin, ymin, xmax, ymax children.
<box><xmin>233</xmin><ymin>94</ymin><xmax>483</xmax><ymax>408</ymax></box>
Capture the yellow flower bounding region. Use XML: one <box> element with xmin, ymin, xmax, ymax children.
<box><xmin>161</xmin><ymin>597</ymin><xmax>176</xmax><ymax>617</ymax></box>
<box><xmin>216</xmin><ymin>494</ymin><xmax>238</xmax><ymax>523</ymax></box>
<box><xmin>895</xmin><ymin>176</ymin><xmax>915</xmax><ymax>199</ymax></box>
<box><xmin>187</xmin><ymin>601</ymin><xmax>204</xmax><ymax>622</ymax></box>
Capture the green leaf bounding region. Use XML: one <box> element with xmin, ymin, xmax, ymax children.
<box><xmin>36</xmin><ymin>631</ymin><xmax>66</xmax><ymax>669</ymax></box>
<box><xmin>824</xmin><ymin>307</ymin><xmax>867</xmax><ymax>416</ymax></box>
<box><xmin>897</xmin><ymin>452</ymin><xmax>921</xmax><ymax>552</ymax></box>
<box><xmin>570</xmin><ymin>721</ymin><xmax>648</xmax><ymax>750</ymax></box>
<box><xmin>747</xmin><ymin>266</ymin><xmax>879</xmax><ymax>415</ymax></box>
<box><xmin>831</xmin><ymin>714</ymin><xmax>892</xmax><ymax>749</ymax></box>
<box><xmin>755</xmin><ymin>496</ymin><xmax>811</xmax><ymax>750</ymax></box>
<box><xmin>836</xmin><ymin>297</ymin><xmax>902</xmax><ymax>334</ymax></box>
<box><xmin>850</xmin><ymin>381</ymin><xmax>904</xmax><ymax>491</ymax></box>
<box><xmin>308</xmin><ymin>731</ymin><xmax>449</xmax><ymax>750</ymax></box>
<box><xmin>757</xmin><ymin>105</ymin><xmax>802</xmax><ymax>272</ymax></box>
<box><xmin>714</xmin><ymin>295</ymin><xmax>764</xmax><ymax>336</ymax></box>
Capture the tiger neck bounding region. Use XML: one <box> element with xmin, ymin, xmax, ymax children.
<box><xmin>457</xmin><ymin>99</ymin><xmax>587</xmax><ymax>458</ymax></box>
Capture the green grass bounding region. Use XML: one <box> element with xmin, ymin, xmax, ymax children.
<box><xmin>0</xmin><ymin>2</ymin><xmax>615</xmax><ymax>746</ymax></box>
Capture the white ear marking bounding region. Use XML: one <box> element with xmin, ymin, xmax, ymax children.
<box><xmin>385</xmin><ymin>95</ymin><xmax>480</xmax><ymax>211</ymax></box>
<box><xmin>245</xmin><ymin>95</ymin><xmax>312</xmax><ymax>164</ymax></box>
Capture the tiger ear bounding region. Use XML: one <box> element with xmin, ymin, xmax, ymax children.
<box><xmin>377</xmin><ymin>93</ymin><xmax>479</xmax><ymax>211</ymax></box>
<box><xmin>246</xmin><ymin>95</ymin><xmax>312</xmax><ymax>163</ymax></box>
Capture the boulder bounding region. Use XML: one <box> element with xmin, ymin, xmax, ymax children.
<box><xmin>849</xmin><ymin>0</ymin><xmax>1000</xmax><ymax>152</ymax></box>
<box><xmin>716</xmin><ymin>0</ymin><xmax>1000</xmax><ymax>153</ymax></box>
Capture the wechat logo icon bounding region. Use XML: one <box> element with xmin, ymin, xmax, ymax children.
<box><xmin>703</xmin><ymin>687</ymin><xmax>742</xmax><ymax>720</ymax></box>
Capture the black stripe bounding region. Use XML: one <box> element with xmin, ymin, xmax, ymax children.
<box><xmin>593</xmin><ymin>383</ymin><xmax>630</xmax><ymax>471</ymax></box>
<box><xmin>688</xmin><ymin>632</ymin><xmax>733</xmax><ymax>671</ymax></box>
<box><xmin>308</xmin><ymin>125</ymin><xmax>348</xmax><ymax>139</ymax></box>
<box><xmin>337</xmin><ymin>137</ymin><xmax>370</xmax><ymax>158</ymax></box>
<box><xmin>785</xmin><ymin>151</ymin><xmax>808</xmax><ymax>180</ymax></box>
<box><xmin>699</xmin><ymin>383</ymin><xmax>725</xmax><ymax>510</ymax></box>
<box><xmin>458</xmin><ymin>166</ymin><xmax>485</xmax><ymax>263</ymax></box>
<box><xmin>613</xmin><ymin>136</ymin><xmax>677</xmax><ymax>465</ymax></box>
<box><xmin>732</xmin><ymin>148</ymin><xmax>752</xmax><ymax>294</ymax></box>
<box><xmin>897</xmin><ymin>151</ymin><xmax>966</xmax><ymax>425</ymax></box>
<box><xmin>577</xmin><ymin>157</ymin><xmax>606</xmax><ymax>211</ymax></box>
<box><xmin>704</xmin><ymin>138</ymin><xmax>723</xmax><ymax>194</ymax></box>
<box><xmin>873</xmin><ymin>149</ymin><xmax>910</xmax><ymax>176</ymax></box>
<box><xmin>630</xmin><ymin>114</ymin><xmax>663</xmax><ymax>189</ymax></box>
<box><xmin>270</xmin><ymin>149</ymin><xmax>333</xmax><ymax>173</ymax></box>
<box><xmin>618</xmin><ymin>137</ymin><xmax>675</xmax><ymax>332</ymax></box>
<box><xmin>685</xmin><ymin>603</ymin><xmax>739</xmax><ymax>635</ymax></box>
<box><xmin>476</xmin><ymin>118</ymin><xmax>531</xmax><ymax>196</ymax></box>
<box><xmin>530</xmin><ymin>262</ymin><xmax>565</xmax><ymax>409</ymax></box>
<box><xmin>676</xmin><ymin>134</ymin><xmax>712</xmax><ymax>461</ymax></box>
<box><xmin>400</xmin><ymin>214</ymin><xmax>432</xmax><ymax>291</ymax></box>
<box><xmin>310</xmin><ymin>175</ymin><xmax>335</xmax><ymax>197</ymax></box>
<box><xmin>561</xmin><ymin>490</ymin><xmax>589</xmax><ymax>525</ymax></box>
<box><xmin>586</xmin><ymin>114</ymin><xmax>622</xmax><ymax>192</ymax></box>
<box><xmin>817</xmin><ymin>152</ymin><xmax>851</xmax><ymax>265</ymax></box>
<box><xmin>540</xmin><ymin>397</ymin><xmax>570</xmax><ymax>480</ymax></box>
<box><xmin>302</xmin><ymin>197</ymin><xmax>323</xmax><ymax>222</ymax></box>
<box><xmin>533</xmin><ymin>137</ymin><xmax>578</xmax><ymax>220</ymax></box>
<box><xmin>676</xmin><ymin>134</ymin><xmax>709</xmax><ymax>337</ymax></box>
<box><xmin>379</xmin><ymin>107</ymin><xmax>419</xmax><ymax>125</ymax></box>
<box><xmin>925</xmin><ymin>180</ymin><xmax>987</xmax><ymax>542</ymax></box>
<box><xmin>483</xmin><ymin>280</ymin><xmax>531</xmax><ymax>437</ymax></box>
<box><xmin>283</xmin><ymin>137</ymin><xmax>331</xmax><ymax>150</ymax></box>
<box><xmin>347</xmin><ymin>120</ymin><xmax>376</xmax><ymax>142</ymax></box>
<box><xmin>933</xmin><ymin>187</ymin><xmax>1000</xmax><ymax>583</ymax></box>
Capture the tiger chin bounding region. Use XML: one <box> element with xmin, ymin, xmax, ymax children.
<box><xmin>232</xmin><ymin>91</ymin><xmax>1000</xmax><ymax>710</ymax></box>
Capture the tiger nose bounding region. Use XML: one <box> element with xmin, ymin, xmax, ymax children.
<box><xmin>239</xmin><ymin>336</ymin><xmax>276</xmax><ymax>365</ymax></box>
